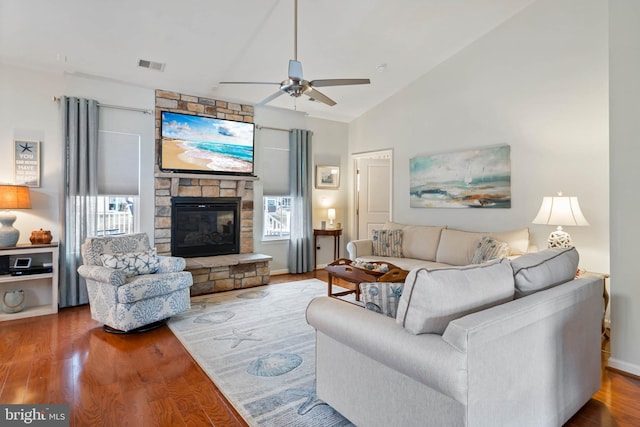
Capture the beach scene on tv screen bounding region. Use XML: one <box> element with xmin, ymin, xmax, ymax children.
<box><xmin>161</xmin><ymin>112</ymin><xmax>254</xmax><ymax>174</ymax></box>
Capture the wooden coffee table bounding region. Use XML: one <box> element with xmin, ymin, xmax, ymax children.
<box><xmin>325</xmin><ymin>258</ymin><xmax>408</xmax><ymax>301</ymax></box>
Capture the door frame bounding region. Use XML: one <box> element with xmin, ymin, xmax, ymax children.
<box><xmin>351</xmin><ymin>149</ymin><xmax>394</xmax><ymax>240</ymax></box>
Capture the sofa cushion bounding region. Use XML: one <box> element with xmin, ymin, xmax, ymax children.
<box><xmin>360</xmin><ymin>282</ymin><xmax>404</xmax><ymax>318</ymax></box>
<box><xmin>470</xmin><ymin>236</ymin><xmax>510</xmax><ymax>264</ymax></box>
<box><xmin>435</xmin><ymin>229</ymin><xmax>481</xmax><ymax>265</ymax></box>
<box><xmin>511</xmin><ymin>247</ymin><xmax>579</xmax><ymax>298</ymax></box>
<box><xmin>402</xmin><ymin>225</ymin><xmax>444</xmax><ymax>261</ymax></box>
<box><xmin>396</xmin><ymin>258</ymin><xmax>515</xmax><ymax>335</ymax></box>
<box><xmin>100</xmin><ymin>248</ymin><xmax>160</xmax><ymax>277</ymax></box>
<box><xmin>372</xmin><ymin>229</ymin><xmax>403</xmax><ymax>257</ymax></box>
<box><xmin>436</xmin><ymin>228</ymin><xmax>530</xmax><ymax>265</ymax></box>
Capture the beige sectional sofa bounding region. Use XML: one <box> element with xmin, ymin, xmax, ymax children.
<box><xmin>307</xmin><ymin>247</ymin><xmax>603</xmax><ymax>427</ymax></box>
<box><xmin>346</xmin><ymin>222</ymin><xmax>533</xmax><ymax>270</ymax></box>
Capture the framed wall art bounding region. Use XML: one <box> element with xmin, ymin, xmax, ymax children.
<box><xmin>14</xmin><ymin>140</ymin><xmax>40</xmax><ymax>187</ymax></box>
<box><xmin>316</xmin><ymin>165</ymin><xmax>340</xmax><ymax>189</ymax></box>
<box><xmin>409</xmin><ymin>145</ymin><xmax>511</xmax><ymax>208</ymax></box>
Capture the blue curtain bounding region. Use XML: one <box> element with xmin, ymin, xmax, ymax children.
<box><xmin>288</xmin><ymin>129</ymin><xmax>314</xmax><ymax>273</ymax></box>
<box><xmin>59</xmin><ymin>97</ymin><xmax>99</xmax><ymax>307</ymax></box>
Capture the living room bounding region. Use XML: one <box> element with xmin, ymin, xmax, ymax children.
<box><xmin>1</xmin><ymin>0</ymin><xmax>639</xmax><ymax>425</ymax></box>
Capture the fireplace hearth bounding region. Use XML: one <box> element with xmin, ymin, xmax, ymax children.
<box><xmin>171</xmin><ymin>197</ymin><xmax>241</xmax><ymax>258</ymax></box>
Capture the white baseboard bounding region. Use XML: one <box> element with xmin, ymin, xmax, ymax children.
<box><xmin>607</xmin><ymin>357</ymin><xmax>640</xmax><ymax>377</ymax></box>
<box><xmin>270</xmin><ymin>267</ymin><xmax>327</xmax><ymax>276</ymax></box>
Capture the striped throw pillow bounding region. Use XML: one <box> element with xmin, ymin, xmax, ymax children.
<box><xmin>372</xmin><ymin>229</ymin><xmax>403</xmax><ymax>257</ymax></box>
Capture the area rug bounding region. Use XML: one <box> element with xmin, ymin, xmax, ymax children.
<box><xmin>167</xmin><ymin>279</ymin><xmax>357</xmax><ymax>426</ymax></box>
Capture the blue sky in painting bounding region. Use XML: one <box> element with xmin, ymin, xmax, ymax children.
<box><xmin>162</xmin><ymin>112</ymin><xmax>254</xmax><ymax>146</ymax></box>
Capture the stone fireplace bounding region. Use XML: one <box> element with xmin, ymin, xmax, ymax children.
<box><xmin>154</xmin><ymin>89</ymin><xmax>271</xmax><ymax>296</ymax></box>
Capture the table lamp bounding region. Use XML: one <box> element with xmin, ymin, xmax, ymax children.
<box><xmin>532</xmin><ymin>192</ymin><xmax>588</xmax><ymax>248</ymax></box>
<box><xmin>0</xmin><ymin>184</ymin><xmax>32</xmax><ymax>247</ymax></box>
<box><xmin>327</xmin><ymin>208</ymin><xmax>336</xmax><ymax>226</ymax></box>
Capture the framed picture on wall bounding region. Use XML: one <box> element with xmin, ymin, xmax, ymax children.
<box><xmin>316</xmin><ymin>165</ymin><xmax>340</xmax><ymax>189</ymax></box>
<box><xmin>14</xmin><ymin>140</ymin><xmax>40</xmax><ymax>187</ymax></box>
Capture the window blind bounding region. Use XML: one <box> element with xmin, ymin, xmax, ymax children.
<box><xmin>97</xmin><ymin>130</ymin><xmax>140</xmax><ymax>195</ymax></box>
<box><xmin>260</xmin><ymin>130</ymin><xmax>290</xmax><ymax>195</ymax></box>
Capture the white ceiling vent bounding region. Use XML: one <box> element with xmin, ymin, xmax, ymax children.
<box><xmin>137</xmin><ymin>59</ymin><xmax>165</xmax><ymax>72</ymax></box>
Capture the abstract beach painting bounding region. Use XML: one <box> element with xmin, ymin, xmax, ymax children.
<box><xmin>410</xmin><ymin>145</ymin><xmax>511</xmax><ymax>208</ymax></box>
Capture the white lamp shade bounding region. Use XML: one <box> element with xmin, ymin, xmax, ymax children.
<box><xmin>532</xmin><ymin>195</ymin><xmax>589</xmax><ymax>226</ymax></box>
<box><xmin>327</xmin><ymin>208</ymin><xmax>336</xmax><ymax>221</ymax></box>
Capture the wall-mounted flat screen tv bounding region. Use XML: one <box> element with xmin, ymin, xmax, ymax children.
<box><xmin>160</xmin><ymin>111</ymin><xmax>255</xmax><ymax>176</ymax></box>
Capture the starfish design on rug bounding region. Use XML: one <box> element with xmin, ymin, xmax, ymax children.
<box><xmin>214</xmin><ymin>328</ymin><xmax>262</xmax><ymax>349</ymax></box>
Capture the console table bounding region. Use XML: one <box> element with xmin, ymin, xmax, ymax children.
<box><xmin>313</xmin><ymin>228</ymin><xmax>342</xmax><ymax>270</ymax></box>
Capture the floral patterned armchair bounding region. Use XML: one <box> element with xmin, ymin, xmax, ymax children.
<box><xmin>77</xmin><ymin>233</ymin><xmax>193</xmax><ymax>333</ymax></box>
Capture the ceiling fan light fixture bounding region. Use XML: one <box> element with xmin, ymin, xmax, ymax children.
<box><xmin>220</xmin><ymin>0</ymin><xmax>370</xmax><ymax>108</ymax></box>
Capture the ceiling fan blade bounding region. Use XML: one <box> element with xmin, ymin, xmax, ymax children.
<box><xmin>257</xmin><ymin>90</ymin><xmax>285</xmax><ymax>106</ymax></box>
<box><xmin>310</xmin><ymin>78</ymin><xmax>371</xmax><ymax>87</ymax></box>
<box><xmin>288</xmin><ymin>60</ymin><xmax>303</xmax><ymax>81</ymax></box>
<box><xmin>305</xmin><ymin>88</ymin><xmax>336</xmax><ymax>106</ymax></box>
<box><xmin>219</xmin><ymin>81</ymin><xmax>281</xmax><ymax>85</ymax></box>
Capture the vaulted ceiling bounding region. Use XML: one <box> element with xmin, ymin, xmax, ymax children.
<box><xmin>0</xmin><ymin>0</ymin><xmax>535</xmax><ymax>122</ymax></box>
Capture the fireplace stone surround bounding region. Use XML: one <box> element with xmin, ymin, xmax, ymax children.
<box><xmin>154</xmin><ymin>89</ymin><xmax>271</xmax><ymax>296</ymax></box>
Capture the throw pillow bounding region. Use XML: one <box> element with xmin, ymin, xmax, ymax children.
<box><xmin>470</xmin><ymin>236</ymin><xmax>510</xmax><ymax>264</ymax></box>
<box><xmin>359</xmin><ymin>282</ymin><xmax>404</xmax><ymax>318</ymax></box>
<box><xmin>511</xmin><ymin>246</ymin><xmax>579</xmax><ymax>298</ymax></box>
<box><xmin>396</xmin><ymin>258</ymin><xmax>515</xmax><ymax>335</ymax></box>
<box><xmin>372</xmin><ymin>229</ymin><xmax>403</xmax><ymax>257</ymax></box>
<box><xmin>100</xmin><ymin>248</ymin><xmax>160</xmax><ymax>277</ymax></box>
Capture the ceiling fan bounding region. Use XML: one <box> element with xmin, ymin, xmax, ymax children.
<box><xmin>219</xmin><ymin>0</ymin><xmax>370</xmax><ymax>107</ymax></box>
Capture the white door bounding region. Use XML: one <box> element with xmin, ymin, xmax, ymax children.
<box><xmin>356</xmin><ymin>156</ymin><xmax>391</xmax><ymax>239</ymax></box>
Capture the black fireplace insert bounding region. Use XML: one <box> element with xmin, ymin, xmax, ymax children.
<box><xmin>171</xmin><ymin>197</ymin><xmax>241</xmax><ymax>258</ymax></box>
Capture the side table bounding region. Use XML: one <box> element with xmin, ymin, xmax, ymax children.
<box><xmin>313</xmin><ymin>228</ymin><xmax>342</xmax><ymax>270</ymax></box>
<box><xmin>578</xmin><ymin>271</ymin><xmax>610</xmax><ymax>338</ymax></box>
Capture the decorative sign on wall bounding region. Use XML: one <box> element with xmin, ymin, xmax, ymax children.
<box><xmin>14</xmin><ymin>140</ymin><xmax>40</xmax><ymax>187</ymax></box>
<box><xmin>410</xmin><ymin>145</ymin><xmax>511</xmax><ymax>208</ymax></box>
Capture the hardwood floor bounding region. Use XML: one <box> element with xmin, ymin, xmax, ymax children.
<box><xmin>1</xmin><ymin>271</ymin><xmax>639</xmax><ymax>426</ymax></box>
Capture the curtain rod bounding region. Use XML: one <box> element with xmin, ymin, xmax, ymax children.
<box><xmin>256</xmin><ymin>125</ymin><xmax>290</xmax><ymax>133</ymax></box>
<box><xmin>52</xmin><ymin>96</ymin><xmax>153</xmax><ymax>115</ymax></box>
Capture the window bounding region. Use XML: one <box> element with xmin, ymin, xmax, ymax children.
<box><xmin>94</xmin><ymin>196</ymin><xmax>137</xmax><ymax>236</ymax></box>
<box><xmin>263</xmin><ymin>196</ymin><xmax>291</xmax><ymax>239</ymax></box>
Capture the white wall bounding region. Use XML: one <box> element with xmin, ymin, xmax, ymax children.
<box><xmin>348</xmin><ymin>0</ymin><xmax>609</xmax><ymax>273</ymax></box>
<box><xmin>609</xmin><ymin>0</ymin><xmax>640</xmax><ymax>376</ymax></box>
<box><xmin>0</xmin><ymin>65</ymin><xmax>64</xmax><ymax>241</ymax></box>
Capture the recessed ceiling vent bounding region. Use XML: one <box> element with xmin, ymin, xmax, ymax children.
<box><xmin>137</xmin><ymin>59</ymin><xmax>165</xmax><ymax>72</ymax></box>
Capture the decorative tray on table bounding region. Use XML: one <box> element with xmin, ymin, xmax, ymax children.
<box><xmin>327</xmin><ymin>258</ymin><xmax>408</xmax><ymax>283</ymax></box>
